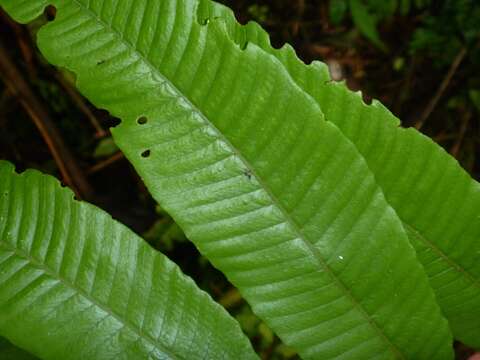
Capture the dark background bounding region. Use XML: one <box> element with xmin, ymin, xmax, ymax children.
<box><xmin>0</xmin><ymin>1</ymin><xmax>479</xmax><ymax>358</ymax></box>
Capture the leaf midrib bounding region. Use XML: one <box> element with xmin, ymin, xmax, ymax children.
<box><xmin>403</xmin><ymin>223</ymin><xmax>480</xmax><ymax>290</ymax></box>
<box><xmin>222</xmin><ymin>7</ymin><xmax>480</xmax><ymax>297</ymax></box>
<box><xmin>0</xmin><ymin>241</ymin><xmax>179</xmax><ymax>360</ymax></box>
<box><xmin>69</xmin><ymin>1</ymin><xmax>404</xmax><ymax>357</ymax></box>
<box><xmin>311</xmin><ymin>81</ymin><xmax>480</xmax><ymax>292</ymax></box>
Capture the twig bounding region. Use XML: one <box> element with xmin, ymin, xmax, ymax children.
<box><xmin>87</xmin><ymin>152</ymin><xmax>124</xmax><ymax>175</ymax></box>
<box><xmin>0</xmin><ymin>11</ymin><xmax>36</xmax><ymax>78</ymax></box>
<box><xmin>0</xmin><ymin>40</ymin><xmax>94</xmax><ymax>200</ymax></box>
<box><xmin>415</xmin><ymin>47</ymin><xmax>467</xmax><ymax>130</ymax></box>
<box><xmin>433</xmin><ymin>132</ymin><xmax>457</xmax><ymax>143</ymax></box>
<box><xmin>3</xmin><ymin>8</ymin><xmax>106</xmax><ymax>138</ymax></box>
<box><xmin>450</xmin><ymin>110</ymin><xmax>471</xmax><ymax>158</ymax></box>
<box><xmin>54</xmin><ymin>71</ymin><xmax>107</xmax><ymax>138</ymax></box>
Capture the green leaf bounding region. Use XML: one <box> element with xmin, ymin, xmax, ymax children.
<box><xmin>206</xmin><ymin>1</ymin><xmax>480</xmax><ymax>349</ymax></box>
<box><xmin>199</xmin><ymin>0</ymin><xmax>480</xmax><ymax>349</ymax></box>
<box><xmin>399</xmin><ymin>0</ymin><xmax>411</xmax><ymax>15</ymax></box>
<box><xmin>0</xmin><ymin>161</ymin><xmax>257</xmax><ymax>360</ymax></box>
<box><xmin>0</xmin><ymin>336</ymin><xmax>38</xmax><ymax>360</ymax></box>
<box><xmin>143</xmin><ymin>217</ymin><xmax>187</xmax><ymax>251</ymax></box>
<box><xmin>469</xmin><ymin>89</ymin><xmax>480</xmax><ymax>112</ymax></box>
<box><xmin>329</xmin><ymin>0</ymin><xmax>348</xmax><ymax>25</ymax></box>
<box><xmin>246</xmin><ymin>28</ymin><xmax>480</xmax><ymax>350</ymax></box>
<box><xmin>318</xmin><ymin>84</ymin><xmax>480</xmax><ymax>349</ymax></box>
<box><xmin>0</xmin><ymin>0</ymin><xmax>453</xmax><ymax>358</ymax></box>
<box><xmin>93</xmin><ymin>137</ymin><xmax>119</xmax><ymax>158</ymax></box>
<box><xmin>349</xmin><ymin>0</ymin><xmax>387</xmax><ymax>50</ymax></box>
<box><xmin>247</xmin><ymin>4</ymin><xmax>269</xmax><ymax>24</ymax></box>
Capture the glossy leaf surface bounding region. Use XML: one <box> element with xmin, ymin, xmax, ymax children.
<box><xmin>0</xmin><ymin>161</ymin><xmax>257</xmax><ymax>360</ymax></box>
<box><xmin>0</xmin><ymin>0</ymin><xmax>455</xmax><ymax>358</ymax></box>
<box><xmin>197</xmin><ymin>2</ymin><xmax>480</xmax><ymax>347</ymax></box>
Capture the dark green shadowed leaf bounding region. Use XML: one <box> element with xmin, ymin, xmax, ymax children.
<box><xmin>0</xmin><ymin>1</ymin><xmax>453</xmax><ymax>359</ymax></box>
<box><xmin>0</xmin><ymin>161</ymin><xmax>257</xmax><ymax>360</ymax></box>
<box><xmin>329</xmin><ymin>0</ymin><xmax>348</xmax><ymax>25</ymax></box>
<box><xmin>0</xmin><ymin>336</ymin><xmax>39</xmax><ymax>360</ymax></box>
<box><xmin>349</xmin><ymin>0</ymin><xmax>386</xmax><ymax>50</ymax></box>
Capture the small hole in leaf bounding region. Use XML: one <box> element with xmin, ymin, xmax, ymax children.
<box><xmin>137</xmin><ymin>116</ymin><xmax>148</xmax><ymax>125</ymax></box>
<box><xmin>243</xmin><ymin>169</ymin><xmax>252</xmax><ymax>180</ymax></box>
<box><xmin>44</xmin><ymin>5</ymin><xmax>57</xmax><ymax>21</ymax></box>
<box><xmin>141</xmin><ymin>150</ymin><xmax>151</xmax><ymax>158</ymax></box>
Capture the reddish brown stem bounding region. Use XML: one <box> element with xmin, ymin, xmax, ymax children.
<box><xmin>450</xmin><ymin>110</ymin><xmax>471</xmax><ymax>158</ymax></box>
<box><xmin>87</xmin><ymin>152</ymin><xmax>124</xmax><ymax>175</ymax></box>
<box><xmin>415</xmin><ymin>47</ymin><xmax>467</xmax><ymax>130</ymax></box>
<box><xmin>0</xmin><ymin>40</ymin><xmax>94</xmax><ymax>200</ymax></box>
<box><xmin>54</xmin><ymin>72</ymin><xmax>107</xmax><ymax>139</ymax></box>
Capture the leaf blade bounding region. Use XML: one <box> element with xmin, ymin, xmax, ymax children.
<box><xmin>0</xmin><ymin>161</ymin><xmax>257</xmax><ymax>360</ymax></box>
<box><xmin>205</xmin><ymin>1</ymin><xmax>480</xmax><ymax>348</ymax></box>
<box><xmin>0</xmin><ymin>336</ymin><xmax>39</xmax><ymax>360</ymax></box>
<box><xmin>0</xmin><ymin>0</ymin><xmax>454</xmax><ymax>358</ymax></box>
<box><xmin>349</xmin><ymin>0</ymin><xmax>387</xmax><ymax>50</ymax></box>
<box><xmin>198</xmin><ymin>0</ymin><xmax>480</xmax><ymax>348</ymax></box>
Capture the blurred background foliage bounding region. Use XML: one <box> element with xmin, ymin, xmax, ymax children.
<box><xmin>0</xmin><ymin>0</ymin><xmax>479</xmax><ymax>359</ymax></box>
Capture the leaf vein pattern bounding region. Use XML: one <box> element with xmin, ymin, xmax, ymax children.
<box><xmin>61</xmin><ymin>0</ymin><xmax>410</xmax><ymax>357</ymax></box>
<box><xmin>0</xmin><ymin>241</ymin><xmax>180</xmax><ymax>359</ymax></box>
